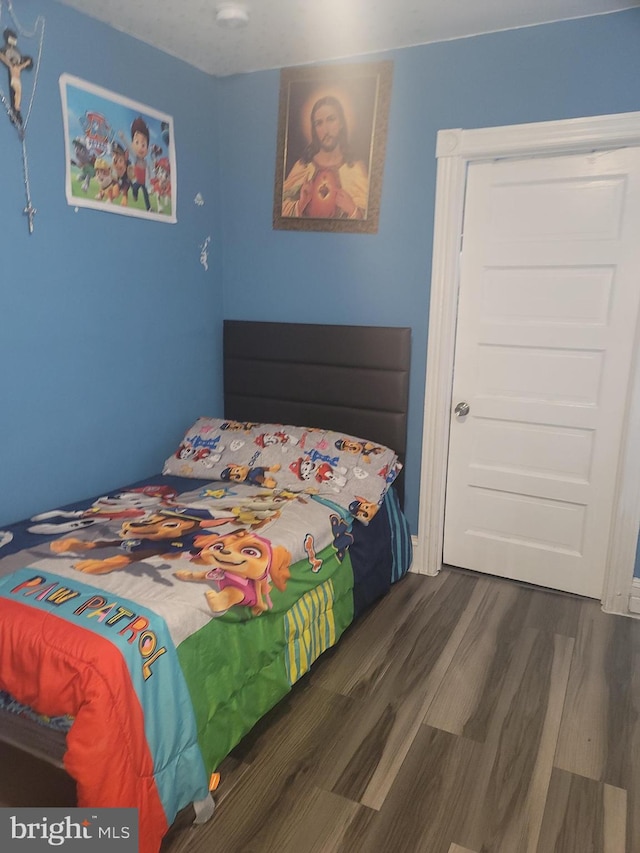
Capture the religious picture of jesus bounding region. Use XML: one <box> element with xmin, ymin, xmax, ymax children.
<box><xmin>273</xmin><ymin>62</ymin><xmax>392</xmax><ymax>234</ymax></box>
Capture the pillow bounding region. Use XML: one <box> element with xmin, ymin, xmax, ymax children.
<box><xmin>163</xmin><ymin>418</ymin><xmax>401</xmax><ymax>523</ymax></box>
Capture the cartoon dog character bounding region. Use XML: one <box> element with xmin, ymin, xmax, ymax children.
<box><xmin>289</xmin><ymin>456</ymin><xmax>347</xmax><ymax>490</ymax></box>
<box><xmin>72</xmin><ymin>138</ymin><xmax>95</xmax><ymax>192</ymax></box>
<box><xmin>220</xmin><ymin>463</ymin><xmax>281</xmax><ymax>489</ymax></box>
<box><xmin>175</xmin><ymin>441</ymin><xmax>222</xmax><ymax>467</ymax></box>
<box><xmin>111</xmin><ymin>141</ymin><xmax>131</xmax><ymax>206</ymax></box>
<box><xmin>348</xmin><ymin>497</ymin><xmax>380</xmax><ymax>524</ymax></box>
<box><xmin>28</xmin><ymin>485</ymin><xmax>178</xmax><ymax>535</ymax></box>
<box><xmin>174</xmin><ymin>529</ymin><xmax>291</xmax><ymax>616</ymax></box>
<box><xmin>94</xmin><ymin>157</ymin><xmax>119</xmax><ymax>203</ymax></box>
<box><xmin>219</xmin><ymin>421</ymin><xmax>260</xmax><ymax>432</ymax></box>
<box><xmin>151</xmin><ymin>156</ymin><xmax>171</xmax><ymax>212</ymax></box>
<box><xmin>335</xmin><ymin>438</ymin><xmax>386</xmax><ymax>462</ymax></box>
<box><xmin>227</xmin><ymin>490</ymin><xmax>302</xmax><ymax>528</ymax></box>
<box><xmin>50</xmin><ymin>507</ymin><xmax>227</xmax><ymax>574</ymax></box>
<box><xmin>254</xmin><ymin>430</ymin><xmax>299</xmax><ymax>449</ymax></box>
<box><xmin>330</xmin><ymin>514</ymin><xmax>354</xmax><ymax>561</ymax></box>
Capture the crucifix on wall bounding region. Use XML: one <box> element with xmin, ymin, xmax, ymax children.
<box><xmin>0</xmin><ymin>27</ymin><xmax>32</xmax><ymax>127</ymax></box>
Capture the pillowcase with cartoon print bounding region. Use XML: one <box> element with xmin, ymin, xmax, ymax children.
<box><xmin>162</xmin><ymin>417</ymin><xmax>401</xmax><ymax>523</ymax></box>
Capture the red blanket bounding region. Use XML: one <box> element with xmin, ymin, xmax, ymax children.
<box><xmin>0</xmin><ymin>596</ymin><xmax>168</xmax><ymax>853</ymax></box>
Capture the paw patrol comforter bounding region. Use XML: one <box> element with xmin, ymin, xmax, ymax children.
<box><xmin>0</xmin><ymin>474</ymin><xmax>411</xmax><ymax>853</ymax></box>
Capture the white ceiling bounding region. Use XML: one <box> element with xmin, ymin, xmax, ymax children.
<box><xmin>56</xmin><ymin>0</ymin><xmax>639</xmax><ymax>77</ymax></box>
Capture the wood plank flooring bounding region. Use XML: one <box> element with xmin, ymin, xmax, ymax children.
<box><xmin>3</xmin><ymin>567</ymin><xmax>640</xmax><ymax>852</ymax></box>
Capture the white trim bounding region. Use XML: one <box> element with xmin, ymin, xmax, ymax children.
<box><xmin>417</xmin><ymin>111</ymin><xmax>640</xmax><ymax>613</ymax></box>
<box><xmin>414</xmin><ymin>139</ymin><xmax>467</xmax><ymax>577</ymax></box>
<box><xmin>602</xmin><ymin>314</ymin><xmax>640</xmax><ymax>615</ymax></box>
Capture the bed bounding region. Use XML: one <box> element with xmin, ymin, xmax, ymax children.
<box><xmin>0</xmin><ymin>320</ymin><xmax>412</xmax><ymax>853</ymax></box>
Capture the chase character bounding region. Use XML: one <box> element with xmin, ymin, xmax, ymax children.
<box><xmin>50</xmin><ymin>507</ymin><xmax>227</xmax><ymax>574</ymax></box>
<box><xmin>111</xmin><ymin>141</ymin><xmax>131</xmax><ymax>206</ymax></box>
<box><xmin>348</xmin><ymin>497</ymin><xmax>379</xmax><ymax>524</ymax></box>
<box><xmin>220</xmin><ymin>464</ymin><xmax>281</xmax><ymax>489</ymax></box>
<box><xmin>335</xmin><ymin>438</ymin><xmax>385</xmax><ymax>462</ymax></box>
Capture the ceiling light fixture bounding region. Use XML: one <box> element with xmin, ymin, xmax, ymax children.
<box><xmin>215</xmin><ymin>3</ymin><xmax>249</xmax><ymax>29</ymax></box>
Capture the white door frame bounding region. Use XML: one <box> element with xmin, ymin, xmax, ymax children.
<box><xmin>416</xmin><ymin>111</ymin><xmax>640</xmax><ymax>615</ymax></box>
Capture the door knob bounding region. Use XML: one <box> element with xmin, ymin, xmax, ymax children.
<box><xmin>454</xmin><ymin>401</ymin><xmax>470</xmax><ymax>417</ymax></box>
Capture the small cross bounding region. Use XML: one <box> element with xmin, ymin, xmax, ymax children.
<box><xmin>23</xmin><ymin>201</ymin><xmax>36</xmax><ymax>233</ymax></box>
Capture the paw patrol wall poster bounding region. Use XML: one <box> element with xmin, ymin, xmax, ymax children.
<box><xmin>59</xmin><ymin>73</ymin><xmax>176</xmax><ymax>223</ymax></box>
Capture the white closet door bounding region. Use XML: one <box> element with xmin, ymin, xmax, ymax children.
<box><xmin>443</xmin><ymin>148</ymin><xmax>640</xmax><ymax>598</ymax></box>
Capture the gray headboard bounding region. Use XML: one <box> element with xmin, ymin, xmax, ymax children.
<box><xmin>223</xmin><ymin>320</ymin><xmax>411</xmax><ymax>504</ymax></box>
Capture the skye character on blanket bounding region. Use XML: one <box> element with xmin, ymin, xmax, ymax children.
<box><xmin>174</xmin><ymin>529</ymin><xmax>291</xmax><ymax>616</ymax></box>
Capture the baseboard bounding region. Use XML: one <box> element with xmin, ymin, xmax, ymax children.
<box><xmin>408</xmin><ymin>535</ymin><xmax>423</xmax><ymax>574</ymax></box>
<box><xmin>628</xmin><ymin>578</ymin><xmax>640</xmax><ymax>615</ymax></box>
<box><xmin>407</xmin><ymin>540</ymin><xmax>640</xmax><ymax>612</ymax></box>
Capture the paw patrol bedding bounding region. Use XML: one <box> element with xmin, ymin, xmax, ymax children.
<box><xmin>162</xmin><ymin>418</ymin><xmax>403</xmax><ymax>524</ymax></box>
<box><xmin>0</xmin><ymin>471</ymin><xmax>411</xmax><ymax>853</ymax></box>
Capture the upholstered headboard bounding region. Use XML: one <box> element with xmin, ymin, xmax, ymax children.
<box><xmin>223</xmin><ymin>320</ymin><xmax>411</xmax><ymax>504</ymax></box>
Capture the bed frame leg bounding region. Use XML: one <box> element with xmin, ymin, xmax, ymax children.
<box><xmin>192</xmin><ymin>793</ymin><xmax>216</xmax><ymax>824</ymax></box>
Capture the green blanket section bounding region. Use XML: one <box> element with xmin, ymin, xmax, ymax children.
<box><xmin>177</xmin><ymin>542</ymin><xmax>355</xmax><ymax>774</ymax></box>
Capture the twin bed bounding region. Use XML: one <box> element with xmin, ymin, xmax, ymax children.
<box><xmin>0</xmin><ymin>321</ymin><xmax>412</xmax><ymax>853</ymax></box>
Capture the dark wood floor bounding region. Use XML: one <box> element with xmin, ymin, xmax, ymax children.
<box><xmin>3</xmin><ymin>567</ymin><xmax>639</xmax><ymax>852</ymax></box>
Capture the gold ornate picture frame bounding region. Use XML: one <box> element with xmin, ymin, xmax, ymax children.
<box><xmin>273</xmin><ymin>61</ymin><xmax>393</xmax><ymax>234</ymax></box>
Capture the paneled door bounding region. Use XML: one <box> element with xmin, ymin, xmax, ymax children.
<box><xmin>443</xmin><ymin>149</ymin><xmax>640</xmax><ymax>597</ymax></box>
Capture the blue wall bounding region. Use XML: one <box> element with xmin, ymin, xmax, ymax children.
<box><xmin>218</xmin><ymin>9</ymin><xmax>640</xmax><ymax>534</ymax></box>
<box><xmin>2</xmin><ymin>3</ymin><xmax>640</xmax><ymax>546</ymax></box>
<box><xmin>0</xmin><ymin>2</ymin><xmax>222</xmax><ymax>525</ymax></box>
